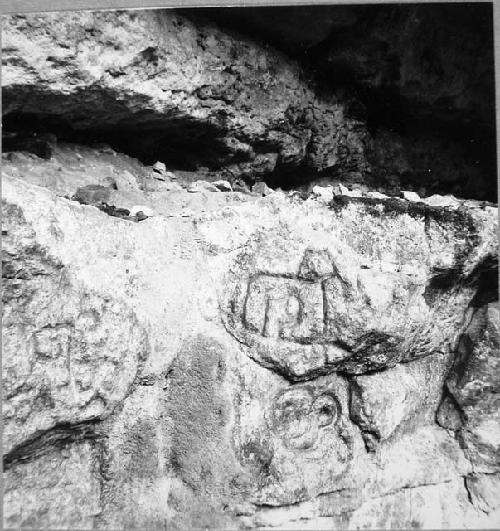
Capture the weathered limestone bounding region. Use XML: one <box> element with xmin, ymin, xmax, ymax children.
<box><xmin>221</xmin><ymin>195</ymin><xmax>496</xmax><ymax>379</ymax></box>
<box><xmin>4</xmin><ymin>7</ymin><xmax>495</xmax><ymax>198</ymax></box>
<box><xmin>1</xmin><ymin>11</ymin><xmax>366</xmax><ymax>180</ymax></box>
<box><xmin>4</xmin><ymin>441</ymin><xmax>102</xmax><ymax>529</ymax></box>
<box><xmin>2</xmin><ymin>147</ymin><xmax>498</xmax><ymax>528</ymax></box>
<box><xmin>350</xmin><ymin>351</ymin><xmax>451</xmax><ymax>449</ymax></box>
<box><xmin>2</xmin><ymin>201</ymin><xmax>148</xmax><ymax>456</ymax></box>
<box><xmin>1</xmin><ymin>8</ymin><xmax>498</xmax><ymax>528</ymax></box>
<box><xmin>437</xmin><ymin>302</ymin><xmax>500</xmax><ymax>461</ymax></box>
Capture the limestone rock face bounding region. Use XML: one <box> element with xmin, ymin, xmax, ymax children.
<box><xmin>1</xmin><ymin>6</ymin><xmax>499</xmax><ymax>530</ymax></box>
<box><xmin>4</xmin><ymin>9</ymin><xmax>495</xmax><ymax>200</ymax></box>
<box><xmin>350</xmin><ymin>352</ymin><xmax>450</xmax><ymax>449</ymax></box>
<box><xmin>439</xmin><ymin>301</ymin><xmax>500</xmax><ymax>474</ymax></box>
<box><xmin>2</xmin><ymin>201</ymin><xmax>148</xmax><ymax>457</ymax></box>
<box><xmin>190</xmin><ymin>4</ymin><xmax>496</xmax><ymax>199</ymax></box>
<box><xmin>233</xmin><ymin>372</ymin><xmax>357</xmax><ymax>507</ymax></box>
<box><xmin>198</xmin><ymin>4</ymin><xmax>494</xmax><ymax>128</ymax></box>
<box><xmin>2</xmin><ymin>148</ymin><xmax>498</xmax><ymax>528</ymax></box>
<box><xmin>2</xmin><ymin>10</ymin><xmax>366</xmax><ymax>180</ymax></box>
<box><xmin>4</xmin><ymin>441</ymin><xmax>102</xmax><ymax>529</ymax></box>
<box><xmin>221</xmin><ymin>196</ymin><xmax>495</xmax><ymax>379</ymax></box>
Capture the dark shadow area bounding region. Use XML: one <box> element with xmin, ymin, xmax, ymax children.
<box><xmin>3</xmin><ymin>3</ymin><xmax>496</xmax><ymax>201</ymax></box>
<box><xmin>183</xmin><ymin>2</ymin><xmax>497</xmax><ymax>201</ymax></box>
<box><xmin>468</xmin><ymin>255</ymin><xmax>499</xmax><ymax>308</ymax></box>
<box><xmin>2</xmin><ymin>82</ymin><xmax>241</xmax><ymax>171</ymax></box>
<box><xmin>2</xmin><ymin>110</ymin><xmax>236</xmax><ymax>172</ymax></box>
<box><xmin>3</xmin><ymin>420</ymin><xmax>103</xmax><ymax>471</ymax></box>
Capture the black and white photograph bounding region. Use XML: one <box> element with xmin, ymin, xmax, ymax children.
<box><xmin>1</xmin><ymin>1</ymin><xmax>499</xmax><ymax>529</ymax></box>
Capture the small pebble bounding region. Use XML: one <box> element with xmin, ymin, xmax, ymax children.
<box><xmin>332</xmin><ymin>183</ymin><xmax>349</xmax><ymax>196</ymax></box>
<box><xmin>129</xmin><ymin>205</ymin><xmax>155</xmax><ymax>217</ymax></box>
<box><xmin>152</xmin><ymin>161</ymin><xmax>166</xmax><ymax>173</ymax></box>
<box><xmin>401</xmin><ymin>191</ymin><xmax>421</xmax><ymax>202</ymax></box>
<box><xmin>424</xmin><ymin>194</ymin><xmax>460</xmax><ymax>207</ymax></box>
<box><xmin>188</xmin><ymin>181</ymin><xmax>220</xmax><ymax>193</ymax></box>
<box><xmin>212</xmin><ymin>180</ymin><xmax>233</xmax><ymax>192</ymax></box>
<box><xmin>365</xmin><ymin>191</ymin><xmax>388</xmax><ymax>199</ymax></box>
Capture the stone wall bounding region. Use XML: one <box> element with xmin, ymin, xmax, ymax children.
<box><xmin>2</xmin><ymin>7</ymin><xmax>499</xmax><ymax>529</ymax></box>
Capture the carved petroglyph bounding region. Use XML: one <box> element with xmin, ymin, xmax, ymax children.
<box><xmin>298</xmin><ymin>248</ymin><xmax>336</xmax><ymax>281</ymax></box>
<box><xmin>241</xmin><ymin>248</ymin><xmax>337</xmax><ymax>343</ymax></box>
<box><xmin>272</xmin><ymin>387</ymin><xmax>340</xmax><ymax>451</ymax></box>
<box><xmin>237</xmin><ymin>249</ymin><xmax>340</xmax><ymax>349</ymax></box>
<box><xmin>224</xmin><ymin>238</ymin><xmax>466</xmax><ymax>378</ymax></box>
<box><xmin>244</xmin><ymin>276</ymin><xmax>324</xmax><ymax>342</ymax></box>
<box><xmin>224</xmin><ymin>248</ymin><xmax>356</xmax><ymax>379</ymax></box>
<box><xmin>224</xmin><ymin>236</ymin><xmax>455</xmax><ymax>378</ymax></box>
<box><xmin>233</xmin><ymin>375</ymin><xmax>356</xmax><ymax>505</ymax></box>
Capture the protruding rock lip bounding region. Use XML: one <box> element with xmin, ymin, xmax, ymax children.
<box><xmin>328</xmin><ymin>193</ymin><xmax>497</xmax><ymax>220</ymax></box>
<box><xmin>3</xmin><ymin>420</ymin><xmax>104</xmax><ymax>471</ymax></box>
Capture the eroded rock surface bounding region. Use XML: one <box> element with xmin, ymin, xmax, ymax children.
<box><xmin>2</xmin><ymin>6</ymin><xmax>499</xmax><ymax>530</ymax></box>
<box><xmin>233</xmin><ymin>372</ymin><xmax>358</xmax><ymax>506</ymax></box>
<box><xmin>2</xmin><ymin>10</ymin><xmax>367</xmax><ymax>185</ymax></box>
<box><xmin>438</xmin><ymin>299</ymin><xmax>500</xmax><ymax>484</ymax></box>
<box><xmin>350</xmin><ymin>351</ymin><xmax>451</xmax><ymax>449</ymax></box>
<box><xmin>2</xmin><ymin>7</ymin><xmax>496</xmax><ymax>198</ymax></box>
<box><xmin>4</xmin><ymin>441</ymin><xmax>102</xmax><ymax>529</ymax></box>
<box><xmin>2</xmin><ymin>201</ymin><xmax>148</xmax><ymax>457</ymax></box>
<box><xmin>2</xmin><ymin>154</ymin><xmax>498</xmax><ymax>528</ymax></box>
<box><xmin>195</xmin><ymin>4</ymin><xmax>496</xmax><ymax>199</ymax></box>
<box><xmin>221</xmin><ymin>196</ymin><xmax>495</xmax><ymax>379</ymax></box>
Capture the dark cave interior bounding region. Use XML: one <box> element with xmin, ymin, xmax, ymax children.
<box><xmin>2</xmin><ymin>2</ymin><xmax>497</xmax><ymax>201</ymax></box>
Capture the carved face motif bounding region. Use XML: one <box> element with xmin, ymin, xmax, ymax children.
<box><xmin>233</xmin><ymin>376</ymin><xmax>355</xmax><ymax>506</ymax></box>
<box><xmin>273</xmin><ymin>387</ymin><xmax>340</xmax><ymax>450</ymax></box>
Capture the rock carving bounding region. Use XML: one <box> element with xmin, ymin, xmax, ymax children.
<box><xmin>233</xmin><ymin>377</ymin><xmax>355</xmax><ymax>506</ymax></box>
<box><xmin>272</xmin><ymin>387</ymin><xmax>341</xmax><ymax>450</ymax></box>
<box><xmin>224</xmin><ymin>248</ymin><xmax>355</xmax><ymax>379</ymax></box>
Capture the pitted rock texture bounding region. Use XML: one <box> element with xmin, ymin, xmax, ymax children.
<box><xmin>350</xmin><ymin>351</ymin><xmax>451</xmax><ymax>450</ymax></box>
<box><xmin>4</xmin><ymin>440</ymin><xmax>102</xmax><ymax>529</ymax></box>
<box><xmin>2</xmin><ymin>202</ymin><xmax>148</xmax><ymax>457</ymax></box>
<box><xmin>189</xmin><ymin>4</ymin><xmax>496</xmax><ymax>199</ymax></box>
<box><xmin>194</xmin><ymin>3</ymin><xmax>494</xmax><ymax>129</ymax></box>
<box><xmin>2</xmin><ymin>151</ymin><xmax>499</xmax><ymax>528</ymax></box>
<box><xmin>221</xmin><ymin>196</ymin><xmax>496</xmax><ymax>379</ymax></box>
<box><xmin>1</xmin><ymin>6</ymin><xmax>499</xmax><ymax>530</ymax></box>
<box><xmin>2</xmin><ymin>10</ymin><xmax>368</xmax><ymax>183</ymax></box>
<box><xmin>2</xmin><ymin>8</ymin><xmax>496</xmax><ymax>199</ymax></box>
<box><xmin>233</xmin><ymin>373</ymin><xmax>357</xmax><ymax>506</ymax></box>
<box><xmin>439</xmin><ymin>301</ymin><xmax>500</xmax><ymax>475</ymax></box>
